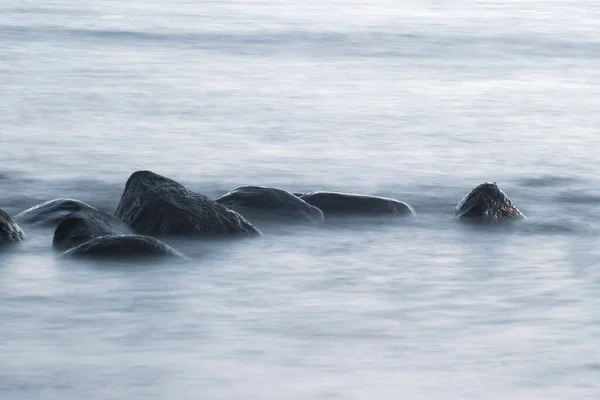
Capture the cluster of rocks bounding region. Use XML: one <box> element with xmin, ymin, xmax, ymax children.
<box><xmin>0</xmin><ymin>171</ymin><xmax>524</xmax><ymax>259</ymax></box>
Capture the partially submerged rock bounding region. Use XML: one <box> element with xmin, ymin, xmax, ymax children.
<box><xmin>59</xmin><ymin>234</ymin><xmax>186</xmax><ymax>259</ymax></box>
<box><xmin>455</xmin><ymin>182</ymin><xmax>525</xmax><ymax>223</ymax></box>
<box><xmin>53</xmin><ymin>210</ymin><xmax>133</xmax><ymax>250</ymax></box>
<box><xmin>115</xmin><ymin>171</ymin><xmax>260</xmax><ymax>236</ymax></box>
<box><xmin>216</xmin><ymin>186</ymin><xmax>324</xmax><ymax>224</ymax></box>
<box><xmin>297</xmin><ymin>191</ymin><xmax>416</xmax><ymax>216</ymax></box>
<box><xmin>13</xmin><ymin>198</ymin><xmax>98</xmax><ymax>226</ymax></box>
<box><xmin>0</xmin><ymin>208</ymin><xmax>25</xmax><ymax>244</ymax></box>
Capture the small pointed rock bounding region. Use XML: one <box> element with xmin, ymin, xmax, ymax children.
<box><xmin>455</xmin><ymin>182</ymin><xmax>525</xmax><ymax>223</ymax></box>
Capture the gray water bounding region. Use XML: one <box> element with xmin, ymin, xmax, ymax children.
<box><xmin>2</xmin><ymin>1</ymin><xmax>600</xmax><ymax>398</ymax></box>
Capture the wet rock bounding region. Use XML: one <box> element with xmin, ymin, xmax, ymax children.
<box><xmin>216</xmin><ymin>186</ymin><xmax>324</xmax><ymax>224</ymax></box>
<box><xmin>59</xmin><ymin>234</ymin><xmax>186</xmax><ymax>259</ymax></box>
<box><xmin>53</xmin><ymin>210</ymin><xmax>133</xmax><ymax>250</ymax></box>
<box><xmin>13</xmin><ymin>198</ymin><xmax>98</xmax><ymax>226</ymax></box>
<box><xmin>455</xmin><ymin>182</ymin><xmax>525</xmax><ymax>223</ymax></box>
<box><xmin>297</xmin><ymin>191</ymin><xmax>416</xmax><ymax>216</ymax></box>
<box><xmin>115</xmin><ymin>171</ymin><xmax>260</xmax><ymax>236</ymax></box>
<box><xmin>0</xmin><ymin>208</ymin><xmax>25</xmax><ymax>244</ymax></box>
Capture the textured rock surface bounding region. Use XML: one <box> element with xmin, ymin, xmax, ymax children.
<box><xmin>216</xmin><ymin>186</ymin><xmax>324</xmax><ymax>224</ymax></box>
<box><xmin>455</xmin><ymin>182</ymin><xmax>525</xmax><ymax>223</ymax></box>
<box><xmin>115</xmin><ymin>171</ymin><xmax>259</xmax><ymax>236</ymax></box>
<box><xmin>53</xmin><ymin>210</ymin><xmax>133</xmax><ymax>250</ymax></box>
<box><xmin>13</xmin><ymin>198</ymin><xmax>98</xmax><ymax>226</ymax></box>
<box><xmin>297</xmin><ymin>191</ymin><xmax>416</xmax><ymax>216</ymax></box>
<box><xmin>0</xmin><ymin>208</ymin><xmax>25</xmax><ymax>244</ymax></box>
<box><xmin>59</xmin><ymin>234</ymin><xmax>186</xmax><ymax>259</ymax></box>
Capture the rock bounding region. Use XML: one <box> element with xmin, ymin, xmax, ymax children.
<box><xmin>0</xmin><ymin>208</ymin><xmax>25</xmax><ymax>244</ymax></box>
<box><xmin>215</xmin><ymin>186</ymin><xmax>324</xmax><ymax>224</ymax></box>
<box><xmin>59</xmin><ymin>234</ymin><xmax>186</xmax><ymax>259</ymax></box>
<box><xmin>455</xmin><ymin>182</ymin><xmax>525</xmax><ymax>223</ymax></box>
<box><xmin>115</xmin><ymin>171</ymin><xmax>260</xmax><ymax>236</ymax></box>
<box><xmin>53</xmin><ymin>210</ymin><xmax>133</xmax><ymax>250</ymax></box>
<box><xmin>297</xmin><ymin>191</ymin><xmax>416</xmax><ymax>216</ymax></box>
<box><xmin>13</xmin><ymin>198</ymin><xmax>98</xmax><ymax>226</ymax></box>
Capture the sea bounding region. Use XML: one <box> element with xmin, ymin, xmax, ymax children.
<box><xmin>2</xmin><ymin>1</ymin><xmax>600</xmax><ymax>398</ymax></box>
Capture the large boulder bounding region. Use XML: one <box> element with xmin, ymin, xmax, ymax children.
<box><xmin>455</xmin><ymin>182</ymin><xmax>525</xmax><ymax>223</ymax></box>
<box><xmin>53</xmin><ymin>210</ymin><xmax>133</xmax><ymax>250</ymax></box>
<box><xmin>215</xmin><ymin>186</ymin><xmax>324</xmax><ymax>224</ymax></box>
<box><xmin>0</xmin><ymin>208</ymin><xmax>25</xmax><ymax>244</ymax></box>
<box><xmin>59</xmin><ymin>234</ymin><xmax>186</xmax><ymax>259</ymax></box>
<box><xmin>296</xmin><ymin>191</ymin><xmax>416</xmax><ymax>216</ymax></box>
<box><xmin>115</xmin><ymin>171</ymin><xmax>260</xmax><ymax>236</ymax></box>
<box><xmin>13</xmin><ymin>198</ymin><xmax>98</xmax><ymax>226</ymax></box>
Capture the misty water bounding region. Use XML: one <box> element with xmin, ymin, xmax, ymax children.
<box><xmin>2</xmin><ymin>1</ymin><xmax>600</xmax><ymax>398</ymax></box>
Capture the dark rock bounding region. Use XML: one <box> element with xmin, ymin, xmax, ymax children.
<box><xmin>455</xmin><ymin>182</ymin><xmax>525</xmax><ymax>223</ymax></box>
<box><xmin>13</xmin><ymin>198</ymin><xmax>98</xmax><ymax>226</ymax></box>
<box><xmin>115</xmin><ymin>171</ymin><xmax>260</xmax><ymax>236</ymax></box>
<box><xmin>215</xmin><ymin>186</ymin><xmax>324</xmax><ymax>224</ymax></box>
<box><xmin>0</xmin><ymin>208</ymin><xmax>25</xmax><ymax>244</ymax></box>
<box><xmin>59</xmin><ymin>234</ymin><xmax>185</xmax><ymax>259</ymax></box>
<box><xmin>53</xmin><ymin>210</ymin><xmax>133</xmax><ymax>250</ymax></box>
<box><xmin>297</xmin><ymin>191</ymin><xmax>416</xmax><ymax>216</ymax></box>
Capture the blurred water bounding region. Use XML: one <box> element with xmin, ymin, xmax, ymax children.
<box><xmin>2</xmin><ymin>1</ymin><xmax>600</xmax><ymax>399</ymax></box>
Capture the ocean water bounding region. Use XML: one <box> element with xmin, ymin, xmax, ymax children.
<box><xmin>2</xmin><ymin>1</ymin><xmax>600</xmax><ymax>398</ymax></box>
